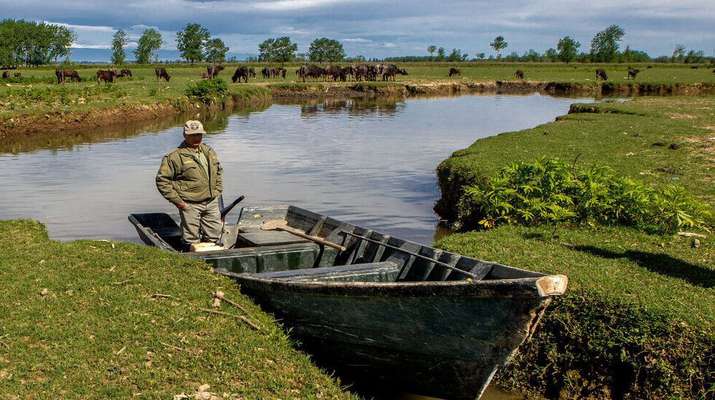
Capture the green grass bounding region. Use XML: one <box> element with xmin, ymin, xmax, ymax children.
<box><xmin>2</xmin><ymin>62</ymin><xmax>714</xmax><ymax>120</ymax></box>
<box><xmin>437</xmin><ymin>96</ymin><xmax>715</xmax><ymax>219</ymax></box>
<box><xmin>0</xmin><ymin>220</ymin><xmax>354</xmax><ymax>399</ymax></box>
<box><xmin>435</xmin><ymin>95</ymin><xmax>715</xmax><ymax>398</ymax></box>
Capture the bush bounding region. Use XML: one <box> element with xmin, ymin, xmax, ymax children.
<box><xmin>185</xmin><ymin>78</ymin><xmax>229</xmax><ymax>104</ymax></box>
<box><xmin>456</xmin><ymin>158</ymin><xmax>711</xmax><ymax>233</ymax></box>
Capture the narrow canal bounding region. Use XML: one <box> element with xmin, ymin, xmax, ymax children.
<box><xmin>0</xmin><ymin>93</ymin><xmax>589</xmax><ymax>246</ymax></box>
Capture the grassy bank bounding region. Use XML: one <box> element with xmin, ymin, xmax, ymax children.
<box><xmin>0</xmin><ymin>220</ymin><xmax>354</xmax><ymax>399</ymax></box>
<box><xmin>2</xmin><ymin>62</ymin><xmax>715</xmax><ymax>137</ymax></box>
<box><xmin>435</xmin><ymin>96</ymin><xmax>715</xmax><ymax>398</ymax></box>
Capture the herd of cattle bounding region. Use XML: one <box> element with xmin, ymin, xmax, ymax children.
<box><xmin>3</xmin><ymin>64</ymin><xmax>707</xmax><ymax>84</ymax></box>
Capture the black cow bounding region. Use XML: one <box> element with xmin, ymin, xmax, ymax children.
<box><xmin>514</xmin><ymin>69</ymin><xmax>525</xmax><ymax>79</ymax></box>
<box><xmin>117</xmin><ymin>68</ymin><xmax>132</xmax><ymax>78</ymax></box>
<box><xmin>298</xmin><ymin>65</ymin><xmax>325</xmax><ymax>82</ymax></box>
<box><xmin>448</xmin><ymin>67</ymin><xmax>461</xmax><ymax>77</ymax></box>
<box><xmin>627</xmin><ymin>67</ymin><xmax>640</xmax><ymax>80</ymax></box>
<box><xmin>261</xmin><ymin>66</ymin><xmax>272</xmax><ymax>79</ymax></box>
<box><xmin>96</xmin><ymin>69</ymin><xmax>116</xmax><ymax>83</ymax></box>
<box><xmin>277</xmin><ymin>67</ymin><xmax>287</xmax><ymax>79</ymax></box>
<box><xmin>55</xmin><ymin>69</ymin><xmax>81</xmax><ymax>84</ymax></box>
<box><xmin>155</xmin><ymin>67</ymin><xmax>171</xmax><ymax>82</ymax></box>
<box><xmin>1</xmin><ymin>71</ymin><xmax>8</xmax><ymax>79</ymax></box>
<box><xmin>595</xmin><ymin>68</ymin><xmax>608</xmax><ymax>81</ymax></box>
<box><xmin>232</xmin><ymin>66</ymin><xmax>252</xmax><ymax>83</ymax></box>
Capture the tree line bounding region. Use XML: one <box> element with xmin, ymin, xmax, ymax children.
<box><xmin>1</xmin><ymin>19</ymin><xmax>711</xmax><ymax>67</ymax></box>
<box><xmin>415</xmin><ymin>25</ymin><xmax>710</xmax><ymax>64</ymax></box>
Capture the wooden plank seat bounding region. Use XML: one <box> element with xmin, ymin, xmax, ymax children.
<box><xmin>252</xmin><ymin>261</ymin><xmax>401</xmax><ymax>283</ymax></box>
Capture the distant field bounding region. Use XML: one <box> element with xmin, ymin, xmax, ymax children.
<box><xmin>1</xmin><ymin>62</ymin><xmax>714</xmax><ymax>120</ymax></box>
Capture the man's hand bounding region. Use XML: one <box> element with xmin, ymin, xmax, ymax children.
<box><xmin>176</xmin><ymin>202</ymin><xmax>188</xmax><ymax>210</ymax></box>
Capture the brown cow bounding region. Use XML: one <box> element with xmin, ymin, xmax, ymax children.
<box><xmin>55</xmin><ymin>69</ymin><xmax>81</xmax><ymax>84</ymax></box>
<box><xmin>595</xmin><ymin>68</ymin><xmax>608</xmax><ymax>80</ymax></box>
<box><xmin>514</xmin><ymin>69</ymin><xmax>525</xmax><ymax>79</ymax></box>
<box><xmin>117</xmin><ymin>68</ymin><xmax>132</xmax><ymax>78</ymax></box>
<box><xmin>448</xmin><ymin>67</ymin><xmax>461</xmax><ymax>77</ymax></box>
<box><xmin>155</xmin><ymin>67</ymin><xmax>171</xmax><ymax>82</ymax></box>
<box><xmin>381</xmin><ymin>64</ymin><xmax>407</xmax><ymax>81</ymax></box>
<box><xmin>207</xmin><ymin>65</ymin><xmax>224</xmax><ymax>79</ymax></box>
<box><xmin>96</xmin><ymin>69</ymin><xmax>116</xmax><ymax>83</ymax></box>
<box><xmin>13</xmin><ymin>72</ymin><xmax>21</xmax><ymax>78</ymax></box>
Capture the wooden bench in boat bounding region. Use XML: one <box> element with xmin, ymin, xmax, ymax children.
<box><xmin>252</xmin><ymin>261</ymin><xmax>401</xmax><ymax>283</ymax></box>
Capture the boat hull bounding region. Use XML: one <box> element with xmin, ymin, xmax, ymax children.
<box><xmin>235</xmin><ymin>276</ymin><xmax>552</xmax><ymax>400</ymax></box>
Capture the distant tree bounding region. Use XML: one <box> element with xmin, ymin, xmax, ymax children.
<box><xmin>557</xmin><ymin>36</ymin><xmax>580</xmax><ymax>63</ymax></box>
<box><xmin>590</xmin><ymin>25</ymin><xmax>624</xmax><ymax>62</ymax></box>
<box><xmin>672</xmin><ymin>44</ymin><xmax>686</xmax><ymax>62</ymax></box>
<box><xmin>475</xmin><ymin>52</ymin><xmax>485</xmax><ymax>60</ymax></box>
<box><xmin>0</xmin><ymin>20</ymin><xmax>75</xmax><ymax>66</ymax></box>
<box><xmin>258</xmin><ymin>36</ymin><xmax>297</xmax><ymax>62</ymax></box>
<box><xmin>684</xmin><ymin>49</ymin><xmax>705</xmax><ymax>64</ymax></box>
<box><xmin>436</xmin><ymin>47</ymin><xmax>446</xmax><ymax>61</ymax></box>
<box><xmin>308</xmin><ymin>37</ymin><xmax>345</xmax><ymax>62</ymax></box>
<box><xmin>447</xmin><ymin>48</ymin><xmax>463</xmax><ymax>62</ymax></box>
<box><xmin>111</xmin><ymin>29</ymin><xmax>127</xmax><ymax>65</ymax></box>
<box><xmin>490</xmin><ymin>36</ymin><xmax>508</xmax><ymax>58</ymax></box>
<box><xmin>427</xmin><ymin>45</ymin><xmax>437</xmax><ymax>59</ymax></box>
<box><xmin>176</xmin><ymin>23</ymin><xmax>210</xmax><ymax>64</ymax></box>
<box><xmin>134</xmin><ymin>28</ymin><xmax>163</xmax><ymax>64</ymax></box>
<box><xmin>204</xmin><ymin>37</ymin><xmax>229</xmax><ymax>63</ymax></box>
<box><xmin>544</xmin><ymin>48</ymin><xmax>558</xmax><ymax>62</ymax></box>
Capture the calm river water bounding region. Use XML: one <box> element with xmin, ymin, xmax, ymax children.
<box><xmin>0</xmin><ymin>94</ymin><xmax>588</xmax><ymax>246</ymax></box>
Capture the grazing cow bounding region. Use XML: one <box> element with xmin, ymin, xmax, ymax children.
<box><xmin>381</xmin><ymin>64</ymin><xmax>408</xmax><ymax>81</ymax></box>
<box><xmin>277</xmin><ymin>67</ymin><xmax>287</xmax><ymax>79</ymax></box>
<box><xmin>207</xmin><ymin>65</ymin><xmax>224</xmax><ymax>79</ymax></box>
<box><xmin>448</xmin><ymin>67</ymin><xmax>461</xmax><ymax>77</ymax></box>
<box><xmin>298</xmin><ymin>64</ymin><xmax>326</xmax><ymax>82</ymax></box>
<box><xmin>55</xmin><ymin>69</ymin><xmax>81</xmax><ymax>84</ymax></box>
<box><xmin>514</xmin><ymin>69</ymin><xmax>525</xmax><ymax>80</ymax></box>
<box><xmin>647</xmin><ymin>65</ymin><xmax>653</xmax><ymax>69</ymax></box>
<box><xmin>325</xmin><ymin>65</ymin><xmax>346</xmax><ymax>81</ymax></box>
<box><xmin>155</xmin><ymin>67</ymin><xmax>171</xmax><ymax>82</ymax></box>
<box><xmin>232</xmin><ymin>66</ymin><xmax>252</xmax><ymax>83</ymax></box>
<box><xmin>627</xmin><ymin>67</ymin><xmax>640</xmax><ymax>80</ymax></box>
<box><xmin>261</xmin><ymin>66</ymin><xmax>271</xmax><ymax>79</ymax></box>
<box><xmin>595</xmin><ymin>68</ymin><xmax>608</xmax><ymax>81</ymax></box>
<box><xmin>248</xmin><ymin>67</ymin><xmax>256</xmax><ymax>78</ymax></box>
<box><xmin>1</xmin><ymin>71</ymin><xmax>8</xmax><ymax>79</ymax></box>
<box><xmin>13</xmin><ymin>72</ymin><xmax>21</xmax><ymax>78</ymax></box>
<box><xmin>117</xmin><ymin>68</ymin><xmax>132</xmax><ymax>78</ymax></box>
<box><xmin>96</xmin><ymin>69</ymin><xmax>116</xmax><ymax>83</ymax></box>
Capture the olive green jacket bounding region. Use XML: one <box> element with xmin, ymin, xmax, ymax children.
<box><xmin>156</xmin><ymin>142</ymin><xmax>223</xmax><ymax>205</ymax></box>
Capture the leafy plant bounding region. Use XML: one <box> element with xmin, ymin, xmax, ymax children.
<box><xmin>456</xmin><ymin>158</ymin><xmax>711</xmax><ymax>233</ymax></box>
<box><xmin>184</xmin><ymin>78</ymin><xmax>228</xmax><ymax>104</ymax></box>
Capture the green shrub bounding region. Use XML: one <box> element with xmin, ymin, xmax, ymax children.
<box><xmin>457</xmin><ymin>158</ymin><xmax>711</xmax><ymax>233</ymax></box>
<box><xmin>185</xmin><ymin>78</ymin><xmax>229</xmax><ymax>104</ymax></box>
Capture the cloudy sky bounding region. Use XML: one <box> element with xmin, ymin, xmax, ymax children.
<box><xmin>3</xmin><ymin>0</ymin><xmax>714</xmax><ymax>59</ymax></box>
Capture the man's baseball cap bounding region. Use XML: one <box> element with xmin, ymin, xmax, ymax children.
<box><xmin>183</xmin><ymin>120</ymin><xmax>206</xmax><ymax>135</ymax></box>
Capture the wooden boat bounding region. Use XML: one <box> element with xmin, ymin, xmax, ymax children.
<box><xmin>129</xmin><ymin>203</ymin><xmax>567</xmax><ymax>400</ymax></box>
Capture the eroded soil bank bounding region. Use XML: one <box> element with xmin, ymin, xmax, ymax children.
<box><xmin>3</xmin><ymin>80</ymin><xmax>715</xmax><ymax>140</ymax></box>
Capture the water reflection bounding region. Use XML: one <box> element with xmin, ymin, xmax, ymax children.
<box><xmin>298</xmin><ymin>97</ymin><xmax>404</xmax><ymax>118</ymax></box>
<box><xmin>0</xmin><ymin>94</ymin><xmax>590</xmax><ymax>244</ymax></box>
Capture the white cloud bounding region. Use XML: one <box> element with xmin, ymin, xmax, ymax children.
<box><xmin>250</xmin><ymin>0</ymin><xmax>360</xmax><ymax>11</ymax></box>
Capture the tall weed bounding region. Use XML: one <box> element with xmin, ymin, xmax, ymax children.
<box><xmin>457</xmin><ymin>158</ymin><xmax>711</xmax><ymax>233</ymax></box>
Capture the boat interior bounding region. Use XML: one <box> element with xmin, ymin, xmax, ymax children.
<box><xmin>129</xmin><ymin>205</ymin><xmax>544</xmax><ymax>284</ymax></box>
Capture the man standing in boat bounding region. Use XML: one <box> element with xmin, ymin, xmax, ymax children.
<box><xmin>156</xmin><ymin>120</ymin><xmax>223</xmax><ymax>247</ymax></box>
